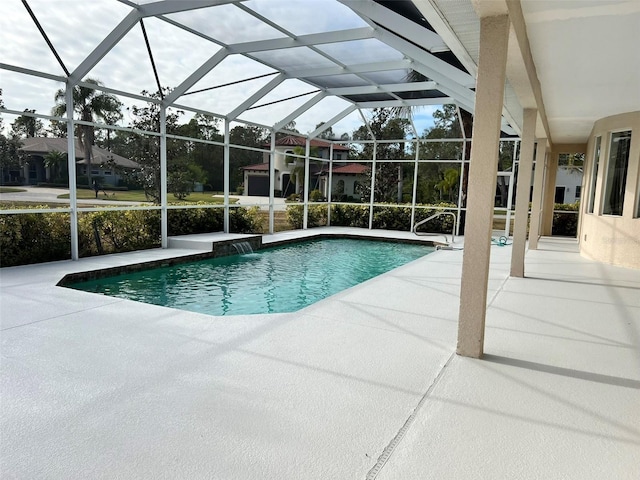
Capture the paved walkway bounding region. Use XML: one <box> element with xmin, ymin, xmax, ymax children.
<box><xmin>1</xmin><ymin>231</ymin><xmax>638</xmax><ymax>479</ymax></box>
<box><xmin>215</xmin><ymin>194</ymin><xmax>288</xmax><ymax>211</ymax></box>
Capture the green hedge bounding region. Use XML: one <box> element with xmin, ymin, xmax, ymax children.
<box><xmin>287</xmin><ymin>202</ymin><xmax>457</xmax><ymax>232</ymax></box>
<box><xmin>1</xmin><ymin>204</ymin><xmax>264</xmax><ymax>267</ymax></box>
<box><xmin>0</xmin><ymin>209</ymin><xmax>72</xmax><ymax>266</ymax></box>
<box><xmin>552</xmin><ymin>202</ymin><xmax>579</xmax><ymax>237</ymax></box>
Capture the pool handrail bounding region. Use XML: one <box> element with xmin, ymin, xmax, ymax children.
<box><xmin>413</xmin><ymin>211</ymin><xmax>456</xmax><ymax>244</ymax></box>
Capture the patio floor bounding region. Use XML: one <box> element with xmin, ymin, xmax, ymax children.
<box><xmin>1</xmin><ymin>229</ymin><xmax>639</xmax><ymax>479</ymax></box>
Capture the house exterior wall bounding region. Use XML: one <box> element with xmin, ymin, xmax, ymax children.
<box><xmin>555</xmin><ymin>166</ymin><xmax>583</xmax><ymax>204</ymax></box>
<box><xmin>579</xmin><ymin>111</ymin><xmax>640</xmax><ymax>269</ymax></box>
<box><xmin>326</xmin><ymin>174</ymin><xmax>363</xmax><ymax>200</ymax></box>
<box><xmin>257</xmin><ymin>145</ymin><xmax>347</xmax><ymax>194</ymax></box>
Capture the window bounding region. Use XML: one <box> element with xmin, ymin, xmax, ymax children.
<box><xmin>587</xmin><ymin>136</ymin><xmax>601</xmax><ymax>213</ymax></box>
<box><xmin>575</xmin><ymin>185</ymin><xmax>581</xmax><ymax>199</ymax></box>
<box><xmin>602</xmin><ymin>130</ymin><xmax>632</xmax><ymax>216</ymax></box>
<box><xmin>104</xmin><ymin>171</ymin><xmax>112</xmax><ymax>176</ymax></box>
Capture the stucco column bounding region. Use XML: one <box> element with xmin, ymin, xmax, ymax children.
<box><xmin>457</xmin><ymin>14</ymin><xmax>510</xmax><ymax>359</ymax></box>
<box><xmin>541</xmin><ymin>151</ymin><xmax>559</xmax><ymax>235</ymax></box>
<box><xmin>528</xmin><ymin>139</ymin><xmax>547</xmax><ymax>249</ymax></box>
<box><xmin>510</xmin><ymin>109</ymin><xmax>537</xmax><ymax>277</ymax></box>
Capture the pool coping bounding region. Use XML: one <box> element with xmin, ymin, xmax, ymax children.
<box><xmin>57</xmin><ymin>228</ymin><xmax>442</xmax><ymax>286</ymax></box>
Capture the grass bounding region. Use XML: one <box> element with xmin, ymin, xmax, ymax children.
<box><xmin>0</xmin><ymin>187</ymin><xmax>26</xmax><ymax>193</ymax></box>
<box><xmin>58</xmin><ymin>190</ymin><xmax>237</xmax><ymax>204</ymax></box>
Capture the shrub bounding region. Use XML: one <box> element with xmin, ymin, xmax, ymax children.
<box><xmin>286</xmin><ymin>204</ymin><xmax>328</xmax><ymax>229</ymax></box>
<box><xmin>0</xmin><ymin>207</ymin><xmax>71</xmax><ymax>267</ymax></box>
<box><xmin>309</xmin><ymin>189</ymin><xmax>324</xmax><ymax>202</ymax></box>
<box><xmin>552</xmin><ymin>202</ymin><xmax>579</xmax><ymax>237</ymax></box>
<box><xmin>79</xmin><ymin>210</ymin><xmax>161</xmax><ymax>256</ymax></box>
<box><xmin>229</xmin><ymin>206</ymin><xmax>264</xmax><ymax>233</ymax></box>
<box><xmin>329</xmin><ymin>204</ymin><xmax>369</xmax><ymax>228</ymax></box>
<box><xmin>286</xmin><ymin>202</ymin><xmax>458</xmax><ymax>232</ymax></box>
<box><xmin>168</xmin><ymin>204</ymin><xmax>223</xmax><ymax>236</ymax></box>
<box><xmin>1</xmin><ymin>204</ymin><xmax>265</xmax><ymax>266</ymax></box>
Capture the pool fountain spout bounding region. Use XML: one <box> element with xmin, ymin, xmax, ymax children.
<box><xmin>232</xmin><ymin>241</ymin><xmax>254</xmax><ymax>254</ymax></box>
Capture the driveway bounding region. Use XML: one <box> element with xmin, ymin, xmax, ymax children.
<box><xmin>0</xmin><ymin>186</ymin><xmax>146</xmax><ymax>206</ymax></box>
<box><xmin>217</xmin><ymin>194</ymin><xmax>288</xmax><ymax>211</ymax></box>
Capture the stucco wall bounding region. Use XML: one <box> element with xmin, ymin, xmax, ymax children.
<box><xmin>579</xmin><ymin>111</ymin><xmax>640</xmax><ymax>269</ymax></box>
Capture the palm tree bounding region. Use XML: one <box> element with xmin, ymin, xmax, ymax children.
<box><xmin>52</xmin><ymin>79</ymin><xmax>122</xmax><ymax>183</ymax></box>
<box><xmin>43</xmin><ymin>150</ymin><xmax>67</xmax><ymax>183</ymax></box>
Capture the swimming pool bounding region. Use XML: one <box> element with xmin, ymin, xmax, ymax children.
<box><xmin>68</xmin><ymin>238</ymin><xmax>434</xmax><ymax>316</ymax></box>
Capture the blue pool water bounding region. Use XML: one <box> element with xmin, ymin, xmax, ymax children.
<box><xmin>70</xmin><ymin>238</ymin><xmax>433</xmax><ymax>316</ymax></box>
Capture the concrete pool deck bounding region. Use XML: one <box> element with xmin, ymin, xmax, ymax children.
<box><xmin>1</xmin><ymin>228</ymin><xmax>639</xmax><ymax>479</ymax></box>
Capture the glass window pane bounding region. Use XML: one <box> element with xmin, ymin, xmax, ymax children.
<box><xmin>602</xmin><ymin>131</ymin><xmax>632</xmax><ymax>216</ymax></box>
<box><xmin>587</xmin><ymin>136</ymin><xmax>601</xmax><ymax>214</ymax></box>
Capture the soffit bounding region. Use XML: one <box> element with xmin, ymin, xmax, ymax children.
<box><xmin>520</xmin><ymin>0</ymin><xmax>640</xmax><ymax>143</ymax></box>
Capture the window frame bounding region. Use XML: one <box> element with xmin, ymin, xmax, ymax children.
<box><xmin>602</xmin><ymin>129</ymin><xmax>632</xmax><ymax>217</ymax></box>
<box><xmin>587</xmin><ymin>135</ymin><xmax>601</xmax><ymax>214</ymax></box>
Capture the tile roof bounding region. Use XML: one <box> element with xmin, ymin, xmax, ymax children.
<box><xmin>19</xmin><ymin>137</ymin><xmax>139</xmax><ymax>169</ymax></box>
<box><xmin>266</xmin><ymin>136</ymin><xmax>349</xmax><ymax>151</ymax></box>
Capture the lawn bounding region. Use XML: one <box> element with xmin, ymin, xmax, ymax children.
<box><xmin>0</xmin><ymin>187</ymin><xmax>26</xmax><ymax>193</ymax></box>
<box><xmin>59</xmin><ymin>190</ymin><xmax>236</xmax><ymax>204</ymax></box>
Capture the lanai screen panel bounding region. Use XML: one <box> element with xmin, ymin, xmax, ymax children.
<box><xmin>0</xmin><ymin>0</ymin><xmax>525</xmax><ymax>136</ymax></box>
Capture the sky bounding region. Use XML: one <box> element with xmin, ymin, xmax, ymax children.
<box><xmin>0</xmin><ymin>0</ymin><xmax>437</xmax><ymax>138</ymax></box>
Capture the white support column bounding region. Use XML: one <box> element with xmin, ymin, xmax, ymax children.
<box><xmin>528</xmin><ymin>140</ymin><xmax>547</xmax><ymax>250</ymax></box>
<box><xmin>510</xmin><ymin>109</ymin><xmax>537</xmax><ymax>277</ymax></box>
<box><xmin>268</xmin><ymin>130</ymin><xmax>276</xmax><ymax>234</ymax></box>
<box><xmin>457</xmin><ymin>14</ymin><xmax>510</xmax><ymax>359</ymax></box>
<box><xmin>503</xmin><ymin>140</ymin><xmax>519</xmax><ymax>237</ymax></box>
<box><xmin>368</xmin><ymin>141</ymin><xmax>377</xmax><ymax>229</ymax></box>
<box><xmin>160</xmin><ymin>107</ymin><xmax>168</xmax><ymax>248</ymax></box>
<box><xmin>327</xmin><ymin>143</ymin><xmax>334</xmax><ymax>226</ymax></box>
<box><xmin>541</xmin><ymin>152</ymin><xmax>559</xmax><ymax>235</ymax></box>
<box><xmin>65</xmin><ymin>85</ymin><xmax>79</xmax><ymax>260</ymax></box>
<box><xmin>456</xmin><ymin>139</ymin><xmax>467</xmax><ymax>237</ymax></box>
<box><xmin>223</xmin><ymin>119</ymin><xmax>230</xmax><ymax>233</ymax></box>
<box><xmin>302</xmin><ymin>139</ymin><xmax>310</xmax><ymax>230</ymax></box>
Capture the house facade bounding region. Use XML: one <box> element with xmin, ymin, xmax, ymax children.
<box><xmin>316</xmin><ymin>163</ymin><xmax>368</xmax><ymax>201</ymax></box>
<box><xmin>242</xmin><ymin>136</ymin><xmax>349</xmax><ymax>197</ymax></box>
<box><xmin>579</xmin><ymin>112</ymin><xmax>640</xmax><ymax>269</ymax></box>
<box><xmin>5</xmin><ymin>137</ymin><xmax>138</xmax><ymax>186</ymax></box>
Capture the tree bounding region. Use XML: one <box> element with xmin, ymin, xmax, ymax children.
<box><xmin>52</xmin><ymin>78</ymin><xmax>123</xmax><ymax>183</ymax></box>
<box><xmin>414</xmin><ymin>104</ymin><xmax>464</xmax><ymax>204</ymax></box>
<box><xmin>315</xmin><ymin>122</ymin><xmax>335</xmax><ymax>140</ymax></box>
<box><xmin>167</xmin><ymin>156</ymin><xmax>208</xmax><ymax>200</ymax></box>
<box><xmin>435</xmin><ymin>167</ymin><xmax>460</xmax><ymax>201</ymax></box>
<box><xmin>352</xmin><ymin>108</ymin><xmax>411</xmax><ymax>203</ymax></box>
<box><xmin>44</xmin><ymin>150</ymin><xmax>68</xmax><ymax>184</ymax></box>
<box><xmin>11</xmin><ymin>110</ymin><xmax>44</xmax><ymax>138</ymax></box>
<box><xmin>276</xmin><ymin>121</ymin><xmax>299</xmax><ymax>139</ymax></box>
<box><xmin>283</xmin><ymin>145</ymin><xmax>320</xmax><ymax>195</ymax></box>
<box><xmin>0</xmin><ymin>90</ymin><xmax>26</xmax><ymax>184</ymax></box>
<box><xmin>117</xmin><ymin>88</ymin><xmax>185</xmax><ymax>203</ymax></box>
<box><xmin>229</xmin><ymin>125</ymin><xmax>267</xmax><ymax>191</ymax></box>
<box><xmin>174</xmin><ymin>114</ymin><xmax>223</xmax><ymax>192</ymax></box>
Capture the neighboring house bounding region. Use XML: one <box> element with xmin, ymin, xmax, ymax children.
<box><xmin>316</xmin><ymin>163</ymin><xmax>368</xmax><ymax>201</ymax></box>
<box><xmin>243</xmin><ymin>136</ymin><xmax>349</xmax><ymax>197</ymax></box>
<box><xmin>8</xmin><ymin>137</ymin><xmax>138</xmax><ymax>186</ymax></box>
<box><xmin>554</xmin><ymin>165</ymin><xmax>583</xmax><ymax>204</ymax></box>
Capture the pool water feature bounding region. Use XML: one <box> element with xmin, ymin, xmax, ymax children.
<box><xmin>69</xmin><ymin>238</ymin><xmax>434</xmax><ymax>316</ymax></box>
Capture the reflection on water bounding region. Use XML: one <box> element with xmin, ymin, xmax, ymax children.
<box><xmin>71</xmin><ymin>239</ymin><xmax>433</xmax><ymax>316</ymax></box>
